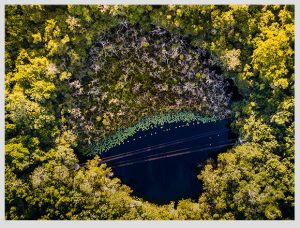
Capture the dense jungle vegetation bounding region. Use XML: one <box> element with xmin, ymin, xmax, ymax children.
<box><xmin>5</xmin><ymin>5</ymin><xmax>294</xmax><ymax>220</ymax></box>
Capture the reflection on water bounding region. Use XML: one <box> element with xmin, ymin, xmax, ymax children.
<box><xmin>101</xmin><ymin>119</ymin><xmax>236</xmax><ymax>204</ymax></box>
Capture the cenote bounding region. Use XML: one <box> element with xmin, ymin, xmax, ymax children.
<box><xmin>99</xmin><ymin>118</ymin><xmax>237</xmax><ymax>204</ymax></box>
<box><xmin>75</xmin><ymin>23</ymin><xmax>242</xmax><ymax>205</ymax></box>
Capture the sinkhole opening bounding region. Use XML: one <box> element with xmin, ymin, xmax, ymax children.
<box><xmin>70</xmin><ymin>22</ymin><xmax>242</xmax><ymax>203</ymax></box>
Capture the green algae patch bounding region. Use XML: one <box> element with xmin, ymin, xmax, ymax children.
<box><xmin>88</xmin><ymin>111</ymin><xmax>218</xmax><ymax>155</ymax></box>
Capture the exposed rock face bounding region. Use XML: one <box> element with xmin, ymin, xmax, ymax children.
<box><xmin>69</xmin><ymin>23</ymin><xmax>232</xmax><ymax>145</ymax></box>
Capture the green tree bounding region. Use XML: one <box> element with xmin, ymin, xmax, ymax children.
<box><xmin>198</xmin><ymin>143</ymin><xmax>294</xmax><ymax>219</ymax></box>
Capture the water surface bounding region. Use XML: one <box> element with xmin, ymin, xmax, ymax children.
<box><xmin>101</xmin><ymin>119</ymin><xmax>235</xmax><ymax>204</ymax></box>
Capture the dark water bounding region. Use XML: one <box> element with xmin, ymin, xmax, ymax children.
<box><xmin>101</xmin><ymin>119</ymin><xmax>236</xmax><ymax>204</ymax></box>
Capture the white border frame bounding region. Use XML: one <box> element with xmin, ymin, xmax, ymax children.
<box><xmin>0</xmin><ymin>1</ymin><xmax>298</xmax><ymax>227</ymax></box>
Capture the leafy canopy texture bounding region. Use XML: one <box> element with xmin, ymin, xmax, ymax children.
<box><xmin>5</xmin><ymin>5</ymin><xmax>294</xmax><ymax>220</ymax></box>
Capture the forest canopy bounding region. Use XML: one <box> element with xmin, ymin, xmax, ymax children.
<box><xmin>5</xmin><ymin>5</ymin><xmax>294</xmax><ymax>220</ymax></box>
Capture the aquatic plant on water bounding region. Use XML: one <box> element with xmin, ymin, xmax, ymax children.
<box><xmin>88</xmin><ymin>111</ymin><xmax>219</xmax><ymax>155</ymax></box>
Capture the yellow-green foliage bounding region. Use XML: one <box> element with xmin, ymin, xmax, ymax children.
<box><xmin>5</xmin><ymin>5</ymin><xmax>294</xmax><ymax>220</ymax></box>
